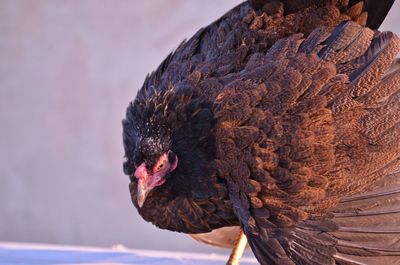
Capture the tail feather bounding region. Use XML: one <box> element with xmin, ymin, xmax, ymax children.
<box><xmin>287</xmin><ymin>170</ymin><xmax>400</xmax><ymax>264</ymax></box>
<box><xmin>331</xmin><ymin>171</ymin><xmax>400</xmax><ymax>263</ymax></box>
<box><xmin>335</xmin><ymin>254</ymin><xmax>400</xmax><ymax>265</ymax></box>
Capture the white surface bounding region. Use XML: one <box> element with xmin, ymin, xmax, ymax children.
<box><xmin>0</xmin><ymin>242</ymin><xmax>258</xmax><ymax>265</ymax></box>
<box><xmin>0</xmin><ymin>0</ymin><xmax>399</xmax><ymax>253</ymax></box>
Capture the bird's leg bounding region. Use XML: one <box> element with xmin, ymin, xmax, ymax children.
<box><xmin>226</xmin><ymin>230</ymin><xmax>247</xmax><ymax>265</ymax></box>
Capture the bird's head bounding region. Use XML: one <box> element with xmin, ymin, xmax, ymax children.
<box><xmin>123</xmin><ymin>113</ymin><xmax>178</xmax><ymax>208</ymax></box>
<box><xmin>122</xmin><ymin>81</ymin><xmax>216</xmax><ymax>209</ymax></box>
<box><xmin>133</xmin><ymin>147</ymin><xmax>178</xmax><ymax>208</ymax></box>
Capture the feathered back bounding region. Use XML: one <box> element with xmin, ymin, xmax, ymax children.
<box><xmin>213</xmin><ymin>20</ymin><xmax>400</xmax><ymax>265</ymax></box>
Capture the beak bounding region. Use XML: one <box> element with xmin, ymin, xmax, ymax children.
<box><xmin>134</xmin><ymin>162</ymin><xmax>153</xmax><ymax>208</ymax></box>
<box><xmin>137</xmin><ymin>178</ymin><xmax>152</xmax><ymax>208</ymax></box>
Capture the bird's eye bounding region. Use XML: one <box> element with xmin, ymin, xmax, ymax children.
<box><xmin>157</xmin><ymin>163</ymin><xmax>164</xmax><ymax>171</ymax></box>
<box><xmin>154</xmin><ymin>153</ymin><xmax>170</xmax><ymax>172</ymax></box>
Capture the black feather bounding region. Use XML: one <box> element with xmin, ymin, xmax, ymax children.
<box><xmin>122</xmin><ymin>1</ymin><xmax>400</xmax><ymax>264</ymax></box>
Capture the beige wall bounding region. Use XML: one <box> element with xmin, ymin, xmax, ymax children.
<box><xmin>1</xmin><ymin>0</ymin><xmax>399</xmax><ymax>252</ymax></box>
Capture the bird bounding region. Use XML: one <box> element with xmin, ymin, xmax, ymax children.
<box><xmin>122</xmin><ymin>0</ymin><xmax>400</xmax><ymax>264</ymax></box>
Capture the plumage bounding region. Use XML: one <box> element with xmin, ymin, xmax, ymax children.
<box><xmin>122</xmin><ymin>1</ymin><xmax>400</xmax><ymax>264</ymax></box>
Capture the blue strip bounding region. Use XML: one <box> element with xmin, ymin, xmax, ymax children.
<box><xmin>0</xmin><ymin>248</ymin><xmax>255</xmax><ymax>265</ymax></box>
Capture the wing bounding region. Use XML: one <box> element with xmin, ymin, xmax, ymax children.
<box><xmin>214</xmin><ymin>21</ymin><xmax>400</xmax><ymax>265</ymax></box>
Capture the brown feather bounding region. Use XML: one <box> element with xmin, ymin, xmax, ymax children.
<box><xmin>122</xmin><ymin>1</ymin><xmax>399</xmax><ymax>264</ymax></box>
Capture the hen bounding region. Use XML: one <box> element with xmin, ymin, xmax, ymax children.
<box><xmin>122</xmin><ymin>0</ymin><xmax>400</xmax><ymax>264</ymax></box>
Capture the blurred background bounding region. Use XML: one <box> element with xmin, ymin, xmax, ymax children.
<box><xmin>0</xmin><ymin>0</ymin><xmax>399</xmax><ymax>254</ymax></box>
